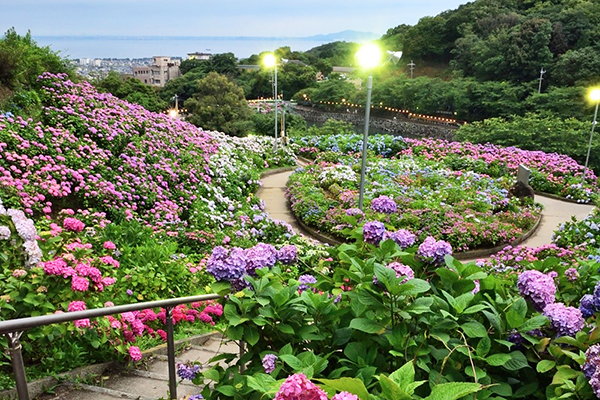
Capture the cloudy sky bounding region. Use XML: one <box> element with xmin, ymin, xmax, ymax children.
<box><xmin>2</xmin><ymin>0</ymin><xmax>469</xmax><ymax>37</ymax></box>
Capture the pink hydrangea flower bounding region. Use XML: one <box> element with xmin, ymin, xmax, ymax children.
<box><xmin>71</xmin><ymin>275</ymin><xmax>90</xmax><ymax>292</ymax></box>
<box><xmin>128</xmin><ymin>345</ymin><xmax>142</xmax><ymax>361</ymax></box>
<box><xmin>63</xmin><ymin>217</ymin><xmax>85</xmax><ymax>232</ymax></box>
<box><xmin>274</xmin><ymin>373</ymin><xmax>328</xmax><ymax>400</ymax></box>
<box><xmin>103</xmin><ymin>241</ymin><xmax>116</xmax><ymax>250</ymax></box>
<box><xmin>332</xmin><ymin>392</ymin><xmax>360</xmax><ymax>400</ymax></box>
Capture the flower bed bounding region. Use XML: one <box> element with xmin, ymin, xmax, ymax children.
<box><xmin>0</xmin><ymin>74</ymin><xmax>301</xmax><ymax>386</ymax></box>
<box><xmin>286</xmin><ymin>154</ymin><xmax>542</xmax><ymax>252</ymax></box>
<box><xmin>294</xmin><ymin>135</ymin><xmax>599</xmax><ymax>203</ymax></box>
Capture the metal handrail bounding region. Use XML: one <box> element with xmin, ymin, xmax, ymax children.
<box><xmin>0</xmin><ymin>293</ymin><xmax>221</xmax><ymax>400</ymax></box>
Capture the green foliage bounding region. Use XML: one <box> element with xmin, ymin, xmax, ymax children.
<box><xmin>0</xmin><ymin>28</ymin><xmax>72</xmax><ymax>92</ymax></box>
<box><xmin>185</xmin><ymin>72</ymin><xmax>253</xmax><ymax>136</ymax></box>
<box><xmin>189</xmin><ymin>224</ymin><xmax>599</xmax><ymax>399</ymax></box>
<box><xmin>95</xmin><ymin>71</ymin><xmax>168</xmax><ymax>112</ymax></box>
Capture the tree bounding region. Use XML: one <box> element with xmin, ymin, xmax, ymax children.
<box><xmin>185</xmin><ymin>72</ymin><xmax>252</xmax><ymax>136</ymax></box>
<box><xmin>0</xmin><ymin>28</ymin><xmax>72</xmax><ymax>92</ymax></box>
<box><xmin>95</xmin><ymin>71</ymin><xmax>168</xmax><ymax>113</ymax></box>
<box><xmin>159</xmin><ymin>69</ymin><xmax>206</xmax><ymax>107</ymax></box>
<box><xmin>180</xmin><ymin>59</ymin><xmax>210</xmax><ymax>75</ymax></box>
<box><xmin>551</xmin><ymin>47</ymin><xmax>600</xmax><ymax>86</ymax></box>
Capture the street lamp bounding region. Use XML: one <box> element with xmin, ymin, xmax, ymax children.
<box><xmin>263</xmin><ymin>53</ymin><xmax>278</xmax><ymax>150</ymax></box>
<box><xmin>584</xmin><ymin>88</ymin><xmax>600</xmax><ymax>181</ymax></box>
<box><xmin>356</xmin><ymin>43</ymin><xmax>383</xmax><ymax>210</ymax></box>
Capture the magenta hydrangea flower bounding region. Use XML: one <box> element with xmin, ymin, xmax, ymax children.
<box><xmin>63</xmin><ymin>217</ymin><xmax>85</xmax><ymax>232</ymax></box>
<box><xmin>370</xmin><ymin>195</ymin><xmax>397</xmax><ymax>214</ymax></box>
<box><xmin>274</xmin><ymin>373</ymin><xmax>328</xmax><ymax>400</ymax></box>
<box><xmin>517</xmin><ymin>270</ymin><xmax>556</xmax><ymax>311</ymax></box>
<box><xmin>362</xmin><ymin>221</ymin><xmax>386</xmax><ymax>244</ymax></box>
<box><xmin>128</xmin><ymin>345</ymin><xmax>142</xmax><ymax>361</ymax></box>
<box><xmin>543</xmin><ymin>302</ymin><xmax>584</xmax><ymax>337</ymax></box>
<box><xmin>71</xmin><ymin>275</ymin><xmax>90</xmax><ymax>292</ymax></box>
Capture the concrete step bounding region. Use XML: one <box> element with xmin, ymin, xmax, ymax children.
<box><xmin>32</xmin><ymin>336</ymin><xmax>240</xmax><ymax>400</ymax></box>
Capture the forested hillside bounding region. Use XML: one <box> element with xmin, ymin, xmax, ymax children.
<box><xmin>381</xmin><ymin>0</ymin><xmax>600</xmax><ymax>87</ymax></box>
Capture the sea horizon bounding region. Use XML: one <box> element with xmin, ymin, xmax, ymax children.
<box><xmin>33</xmin><ymin>31</ymin><xmax>379</xmax><ymax>60</ymax></box>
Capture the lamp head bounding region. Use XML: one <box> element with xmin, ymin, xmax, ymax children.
<box><xmin>263</xmin><ymin>53</ymin><xmax>277</xmax><ymax>68</ymax></box>
<box><xmin>386</xmin><ymin>50</ymin><xmax>403</xmax><ymax>65</ymax></box>
<box><xmin>590</xmin><ymin>88</ymin><xmax>600</xmax><ymax>102</ymax></box>
<box><xmin>356</xmin><ymin>43</ymin><xmax>382</xmax><ymax>69</ymax></box>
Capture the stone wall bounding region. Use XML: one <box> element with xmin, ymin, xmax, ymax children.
<box><xmin>291</xmin><ymin>105</ymin><xmax>457</xmax><ymax>141</ymax></box>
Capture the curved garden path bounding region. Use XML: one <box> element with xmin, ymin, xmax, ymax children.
<box><xmin>257</xmin><ymin>163</ymin><xmax>597</xmax><ymax>251</ymax></box>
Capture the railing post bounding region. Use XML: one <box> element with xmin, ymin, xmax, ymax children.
<box><xmin>6</xmin><ymin>332</ymin><xmax>30</xmax><ymax>400</ymax></box>
<box><xmin>166</xmin><ymin>307</ymin><xmax>177</xmax><ymax>400</ymax></box>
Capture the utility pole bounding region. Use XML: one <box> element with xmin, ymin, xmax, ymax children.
<box><xmin>408</xmin><ymin>60</ymin><xmax>416</xmax><ymax>79</ymax></box>
<box><xmin>538</xmin><ymin>67</ymin><xmax>546</xmax><ymax>94</ymax></box>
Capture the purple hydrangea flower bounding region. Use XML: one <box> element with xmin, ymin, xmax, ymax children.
<box><xmin>593</xmin><ymin>281</ymin><xmax>600</xmax><ymax>311</ymax></box>
<box><xmin>564</xmin><ymin>267</ymin><xmax>579</xmax><ymax>281</ymax></box>
<box><xmin>246</xmin><ymin>243</ymin><xmax>277</xmax><ymax>275</ymax></box>
<box><xmin>581</xmin><ymin>294</ymin><xmax>596</xmax><ymax>318</ymax></box>
<box><xmin>0</xmin><ymin>225</ymin><xmax>11</xmax><ymax>240</ymax></box>
<box><xmin>370</xmin><ymin>195</ymin><xmax>397</xmax><ymax>214</ymax></box>
<box><xmin>177</xmin><ymin>362</ymin><xmax>201</xmax><ymax>380</ymax></box>
<box><xmin>262</xmin><ymin>354</ymin><xmax>278</xmax><ymax>374</ymax></box>
<box><xmin>583</xmin><ymin>345</ymin><xmax>600</xmax><ymax>378</ymax></box>
<box><xmin>206</xmin><ymin>247</ymin><xmax>247</xmax><ymax>282</ymax></box>
<box><xmin>362</xmin><ymin>221</ymin><xmax>386</xmax><ymax>245</ymax></box>
<box><xmin>345</xmin><ymin>208</ymin><xmax>364</xmax><ymax>218</ymax></box>
<box><xmin>387</xmin><ymin>262</ymin><xmax>414</xmax><ymax>284</ymax></box>
<box><xmin>517</xmin><ymin>270</ymin><xmax>556</xmax><ymax>311</ymax></box>
<box><xmin>277</xmin><ymin>245</ymin><xmax>298</xmax><ymax>265</ymax></box>
<box><xmin>298</xmin><ymin>274</ymin><xmax>317</xmax><ymax>292</ymax></box>
<box><xmin>543</xmin><ymin>302</ymin><xmax>584</xmax><ymax>337</ymax></box>
<box><xmin>417</xmin><ymin>236</ymin><xmax>452</xmax><ymax>265</ymax></box>
<box><xmin>188</xmin><ymin>395</ymin><xmax>204</xmax><ymax>400</ymax></box>
<box><xmin>385</xmin><ymin>229</ymin><xmax>416</xmax><ymax>249</ymax></box>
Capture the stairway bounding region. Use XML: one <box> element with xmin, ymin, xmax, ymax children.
<box><xmin>33</xmin><ymin>334</ymin><xmax>239</xmax><ymax>400</ymax></box>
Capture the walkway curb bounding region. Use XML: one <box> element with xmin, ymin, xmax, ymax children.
<box><xmin>0</xmin><ymin>331</ymin><xmax>221</xmax><ymax>400</ymax></box>
<box><xmin>534</xmin><ymin>190</ymin><xmax>598</xmax><ymax>206</ymax></box>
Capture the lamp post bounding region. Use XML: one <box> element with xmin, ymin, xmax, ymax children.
<box><xmin>356</xmin><ymin>43</ymin><xmax>383</xmax><ymax>210</ymax></box>
<box><xmin>584</xmin><ymin>88</ymin><xmax>600</xmax><ymax>182</ymax></box>
<box><xmin>263</xmin><ymin>53</ymin><xmax>278</xmax><ymax>150</ymax></box>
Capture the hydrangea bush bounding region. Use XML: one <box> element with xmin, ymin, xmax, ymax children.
<box><xmin>184</xmin><ymin>224</ymin><xmax>600</xmax><ymax>399</ymax></box>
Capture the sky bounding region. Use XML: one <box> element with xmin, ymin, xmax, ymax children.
<box><xmin>2</xmin><ymin>0</ymin><xmax>469</xmax><ymax>38</ymax></box>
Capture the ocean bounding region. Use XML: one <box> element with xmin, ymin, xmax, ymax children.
<box><xmin>33</xmin><ymin>36</ymin><xmax>332</xmax><ymax>60</ymax></box>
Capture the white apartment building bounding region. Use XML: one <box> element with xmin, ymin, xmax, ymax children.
<box><xmin>132</xmin><ymin>56</ymin><xmax>181</xmax><ymax>87</ymax></box>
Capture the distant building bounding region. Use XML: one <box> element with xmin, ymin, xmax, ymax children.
<box><xmin>187</xmin><ymin>52</ymin><xmax>211</xmax><ymax>60</ymax></box>
<box><xmin>132</xmin><ymin>56</ymin><xmax>181</xmax><ymax>87</ymax></box>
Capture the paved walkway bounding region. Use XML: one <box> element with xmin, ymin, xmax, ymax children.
<box><xmin>257</xmin><ymin>165</ymin><xmax>596</xmax><ymax>251</ymax></box>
